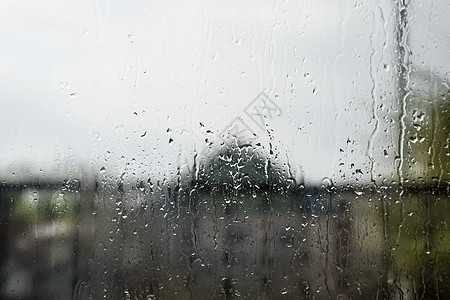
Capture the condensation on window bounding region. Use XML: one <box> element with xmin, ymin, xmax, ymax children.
<box><xmin>0</xmin><ymin>0</ymin><xmax>449</xmax><ymax>299</ymax></box>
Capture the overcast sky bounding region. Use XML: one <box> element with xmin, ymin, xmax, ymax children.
<box><xmin>1</xmin><ymin>0</ymin><xmax>448</xmax><ymax>186</ymax></box>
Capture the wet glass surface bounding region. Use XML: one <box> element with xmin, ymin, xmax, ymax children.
<box><xmin>1</xmin><ymin>0</ymin><xmax>449</xmax><ymax>299</ymax></box>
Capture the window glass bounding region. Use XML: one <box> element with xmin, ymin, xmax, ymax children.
<box><xmin>0</xmin><ymin>0</ymin><xmax>449</xmax><ymax>298</ymax></box>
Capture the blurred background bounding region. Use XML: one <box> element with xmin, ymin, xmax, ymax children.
<box><xmin>0</xmin><ymin>0</ymin><xmax>449</xmax><ymax>299</ymax></box>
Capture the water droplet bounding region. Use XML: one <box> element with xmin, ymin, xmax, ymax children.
<box><xmin>321</xmin><ymin>177</ymin><xmax>333</xmax><ymax>190</ymax></box>
<box><xmin>354</xmin><ymin>188</ymin><xmax>363</xmax><ymax>196</ymax></box>
<box><xmin>128</xmin><ymin>33</ymin><xmax>135</xmax><ymax>44</ymax></box>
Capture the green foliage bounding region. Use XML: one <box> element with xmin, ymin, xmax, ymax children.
<box><xmin>197</xmin><ymin>143</ymin><xmax>284</xmax><ymax>189</ymax></box>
